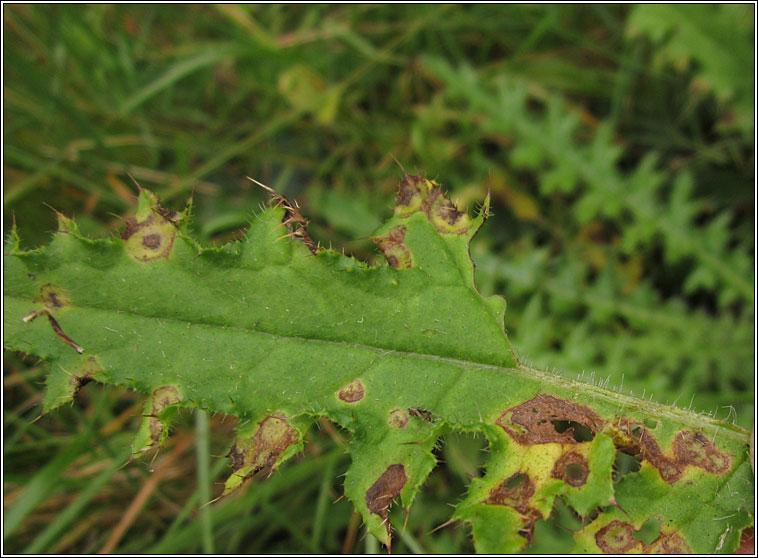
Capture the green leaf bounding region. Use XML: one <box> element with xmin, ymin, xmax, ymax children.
<box><xmin>3</xmin><ymin>174</ymin><xmax>752</xmax><ymax>552</ymax></box>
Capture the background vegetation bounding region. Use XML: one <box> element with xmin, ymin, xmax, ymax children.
<box><xmin>3</xmin><ymin>4</ymin><xmax>754</xmax><ymax>554</ymax></box>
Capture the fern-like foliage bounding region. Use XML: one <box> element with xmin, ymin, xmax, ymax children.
<box><xmin>627</xmin><ymin>4</ymin><xmax>755</xmax><ymax>138</ymax></box>
<box><xmin>3</xmin><ymin>174</ymin><xmax>753</xmax><ymax>553</ymax></box>
<box><xmin>422</xmin><ymin>56</ymin><xmax>753</xmax><ymax>310</ymax></box>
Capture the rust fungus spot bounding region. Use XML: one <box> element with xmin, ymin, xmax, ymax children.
<box><xmin>391</xmin><ymin>172</ymin><xmax>472</xmax><ymax>234</ymax></box>
<box><xmin>487</xmin><ymin>472</ymin><xmax>535</xmax><ymax>510</ymax></box>
<box><xmin>647</xmin><ymin>532</ymin><xmax>690</xmax><ymax>554</ymax></box>
<box><xmin>674</xmin><ymin>430</ymin><xmax>731</xmax><ymax>475</ymax></box>
<box><xmin>427</xmin><ymin>189</ymin><xmax>471</xmax><ymax>234</ymax></box>
<box><xmin>142</xmin><ymin>233</ymin><xmax>162</xmax><ymax>249</ymax></box>
<box><xmin>228</xmin><ymin>414</ymin><xmax>299</xmax><ymax>477</ymax></box>
<box><xmin>337</xmin><ymin>379</ymin><xmax>364</xmax><ymax>403</ymax></box>
<box><xmin>395</xmin><ymin>174</ymin><xmax>429</xmax><ymax>215</ymax></box>
<box><xmin>487</xmin><ymin>472</ymin><xmax>542</xmax><ymax>541</ymax></box>
<box><xmin>68</xmin><ymin>356</ymin><xmax>104</xmax><ymax>401</ymax></box>
<box><xmin>148</xmin><ymin>386</ymin><xmax>182</xmax><ymax>444</ymax></box>
<box><xmin>611</xmin><ymin>419</ymin><xmax>683</xmax><ymax>483</ymax></box>
<box><xmin>365</xmin><ymin>464</ymin><xmax>407</xmax><ymax>520</ymax></box>
<box><xmin>372</xmin><ymin>225</ymin><xmax>412</xmax><ymax>269</ymax></box>
<box><xmin>122</xmin><ymin>213</ymin><xmax>176</xmax><ymax>262</ymax></box>
<box><xmin>408</xmin><ymin>407</ymin><xmax>436</xmax><ymax>423</ymax></box>
<box><xmin>388</xmin><ymin>409</ymin><xmax>409</xmax><ymax>429</ymax></box>
<box><xmin>251</xmin><ymin>179</ymin><xmax>319</xmax><ymax>254</ymax></box>
<box><xmin>595</xmin><ymin>520</ymin><xmax>642</xmax><ymax>554</ymax></box>
<box><xmin>40</xmin><ymin>284</ymin><xmax>70</xmax><ymax>310</ymax></box>
<box><xmin>497</xmin><ymin>394</ymin><xmax>604</xmax><ymax>445</ymax></box>
<box><xmin>552</xmin><ymin>451</ymin><xmax>590</xmax><ymax>487</ymax></box>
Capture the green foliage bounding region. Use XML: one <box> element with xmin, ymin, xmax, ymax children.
<box><xmin>4</xmin><ymin>4</ymin><xmax>753</xmax><ymax>554</ymax></box>
<box><xmin>627</xmin><ymin>4</ymin><xmax>755</xmax><ymax>137</ymax></box>
<box><xmin>4</xmin><ymin>178</ymin><xmax>753</xmax><ymax>553</ymax></box>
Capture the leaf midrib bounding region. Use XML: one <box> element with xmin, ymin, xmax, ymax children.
<box><xmin>7</xmin><ymin>293</ymin><xmax>748</xmax><ymax>442</ymax></box>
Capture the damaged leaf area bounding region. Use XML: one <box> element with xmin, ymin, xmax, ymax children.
<box><xmin>224</xmin><ymin>414</ymin><xmax>303</xmax><ymax>495</ymax></box>
<box><xmin>3</xmin><ymin>174</ymin><xmax>753</xmax><ymax>553</ymax></box>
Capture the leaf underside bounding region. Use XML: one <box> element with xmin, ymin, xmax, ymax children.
<box><xmin>3</xmin><ymin>174</ymin><xmax>753</xmax><ymax>553</ymax></box>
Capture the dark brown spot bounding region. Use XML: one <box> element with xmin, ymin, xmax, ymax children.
<box><xmin>64</xmin><ymin>356</ymin><xmax>104</xmax><ymax>405</ymax></box>
<box><xmin>486</xmin><ymin>472</ymin><xmax>543</xmax><ymax>541</ymax></box>
<box><xmin>227</xmin><ymin>415</ymin><xmax>300</xmax><ymax>477</ymax></box>
<box><xmin>487</xmin><ymin>473</ymin><xmax>535</xmax><ymax>510</ymax></box>
<box><xmin>337</xmin><ymin>379</ymin><xmax>364</xmax><ymax>403</ymax></box>
<box><xmin>435</xmin><ymin>197</ymin><xmax>465</xmax><ymax>225</ymax></box>
<box><xmin>388</xmin><ymin>409</ymin><xmax>409</xmax><ymax>429</ymax></box>
<box><xmin>40</xmin><ymin>284</ymin><xmax>71</xmax><ymax>310</ymax></box>
<box><xmin>365</xmin><ymin>464</ymin><xmax>407</xmax><ymax>519</ymax></box>
<box><xmin>148</xmin><ymin>386</ymin><xmax>182</xmax><ymax>444</ymax></box>
<box><xmin>674</xmin><ymin>430</ymin><xmax>731</xmax><ymax>474</ymax></box>
<box><xmin>122</xmin><ymin>213</ymin><xmax>177</xmax><ymax>262</ymax></box>
<box><xmin>142</xmin><ymin>233</ymin><xmax>162</xmax><ymax>249</ymax></box>
<box><xmin>595</xmin><ymin>520</ymin><xmax>642</xmax><ymax>553</ymax></box>
<box><xmin>228</xmin><ymin>444</ymin><xmax>244</xmax><ymax>471</ymax></box>
<box><xmin>552</xmin><ymin>451</ymin><xmax>589</xmax><ymax>487</ymax></box>
<box><xmin>408</xmin><ymin>407</ymin><xmax>436</xmax><ymax>423</ymax></box>
<box><xmin>396</xmin><ymin>174</ymin><xmax>426</xmax><ymax>207</ymax></box>
<box><xmin>497</xmin><ymin>394</ymin><xmax>604</xmax><ymax>445</ymax></box>
<box><xmin>647</xmin><ymin>532</ymin><xmax>690</xmax><ymax>554</ymax></box>
<box><xmin>259</xmin><ymin>186</ymin><xmax>319</xmax><ymax>254</ymax></box>
<box><xmin>153</xmin><ymin>385</ymin><xmax>181</xmax><ymax>412</ymax></box>
<box><xmin>611</xmin><ymin>419</ymin><xmax>682</xmax><ymax>483</ymax></box>
<box><xmin>372</xmin><ymin>225</ymin><xmax>412</xmax><ymax>269</ymax></box>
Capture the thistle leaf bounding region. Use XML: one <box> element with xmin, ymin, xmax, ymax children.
<box><xmin>3</xmin><ymin>174</ymin><xmax>752</xmax><ymax>552</ymax></box>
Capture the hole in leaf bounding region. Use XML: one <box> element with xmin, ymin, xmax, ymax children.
<box><xmin>551</xmin><ymin>420</ymin><xmax>595</xmax><ymax>442</ymax></box>
<box><xmin>440</xmin><ymin>430</ymin><xmax>489</xmax><ymax>482</ymax></box>
<box><xmin>506</xmin><ymin>472</ymin><xmax>527</xmax><ymax>489</ymax></box>
<box><xmin>524</xmin><ymin>499</ymin><xmax>581</xmax><ymax>554</ymax></box>
<box><xmin>643</xmin><ymin>419</ymin><xmax>657</xmax><ymax>429</ymax></box>
<box><xmin>633</xmin><ymin>517</ymin><xmax>662</xmax><ymax>545</ymax></box>
<box><xmin>613</xmin><ymin>451</ymin><xmax>642</xmax><ymax>482</ymax></box>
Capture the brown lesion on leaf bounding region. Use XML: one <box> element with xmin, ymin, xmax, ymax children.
<box><xmin>674</xmin><ymin>430</ymin><xmax>731</xmax><ymax>474</ymax></box>
<box><xmin>388</xmin><ymin>409</ymin><xmax>409</xmax><ymax>429</ymax></box>
<box><xmin>249</xmin><ymin>177</ymin><xmax>319</xmax><ymax>255</ymax></box>
<box><xmin>408</xmin><ymin>406</ymin><xmax>438</xmax><ymax>423</ymax></box>
<box><xmin>395</xmin><ymin>173</ymin><xmax>430</xmax><ymax>216</ymax></box>
<box><xmin>496</xmin><ymin>394</ymin><xmax>605</xmax><ymax>445</ymax></box>
<box><xmin>595</xmin><ymin>519</ymin><xmax>691</xmax><ymax>554</ymax></box>
<box><xmin>391</xmin><ymin>168</ymin><xmax>472</xmax><ymax>234</ymax></box>
<box><xmin>147</xmin><ymin>385</ymin><xmax>182</xmax><ymax>445</ymax></box>
<box><xmin>337</xmin><ymin>379</ymin><xmax>364</xmax><ymax>403</ymax></box>
<box><xmin>486</xmin><ymin>472</ymin><xmax>543</xmax><ymax>540</ymax></box>
<box><xmin>122</xmin><ymin>213</ymin><xmax>177</xmax><ymax>262</ymax></box>
<box><xmin>365</xmin><ymin>464</ymin><xmax>407</xmax><ymax>522</ymax></box>
<box><xmin>372</xmin><ymin>225</ymin><xmax>413</xmax><ymax>269</ymax></box>
<box><xmin>551</xmin><ymin>450</ymin><xmax>590</xmax><ymax>487</ymax></box>
<box><xmin>57</xmin><ymin>355</ymin><xmax>105</xmax><ymax>404</ymax></box>
<box><xmin>607</xmin><ymin>418</ymin><xmax>683</xmax><ymax>483</ymax></box>
<box><xmin>595</xmin><ymin>520</ymin><xmax>643</xmax><ymax>553</ymax></box>
<box><xmin>647</xmin><ymin>531</ymin><xmax>690</xmax><ymax>554</ymax></box>
<box><xmin>607</xmin><ymin>421</ymin><xmax>732</xmax><ymax>483</ymax></box>
<box><xmin>424</xmin><ymin>187</ymin><xmax>471</xmax><ymax>234</ymax></box>
<box><xmin>487</xmin><ymin>472</ymin><xmax>535</xmax><ymax>508</ymax></box>
<box><xmin>40</xmin><ymin>284</ymin><xmax>71</xmax><ymax>310</ymax></box>
<box><xmin>227</xmin><ymin>414</ymin><xmax>300</xmax><ymax>480</ymax></box>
